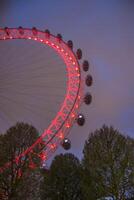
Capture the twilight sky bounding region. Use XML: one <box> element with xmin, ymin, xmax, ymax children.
<box><xmin>0</xmin><ymin>0</ymin><xmax>134</xmax><ymax>159</ymax></box>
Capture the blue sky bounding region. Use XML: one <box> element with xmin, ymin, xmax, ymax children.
<box><xmin>0</xmin><ymin>0</ymin><xmax>134</xmax><ymax>159</ymax></box>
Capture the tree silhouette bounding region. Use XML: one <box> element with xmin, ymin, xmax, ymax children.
<box><xmin>82</xmin><ymin>125</ymin><xmax>134</xmax><ymax>200</ymax></box>
<box><xmin>40</xmin><ymin>153</ymin><xmax>82</xmax><ymax>200</ymax></box>
<box><xmin>0</xmin><ymin>122</ymin><xmax>42</xmax><ymax>200</ymax></box>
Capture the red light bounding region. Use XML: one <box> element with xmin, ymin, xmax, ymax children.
<box><xmin>50</xmin><ymin>144</ymin><xmax>56</xmax><ymax>149</ymax></box>
<box><xmin>39</xmin><ymin>152</ymin><xmax>46</xmax><ymax>161</ymax></box>
<box><xmin>15</xmin><ymin>157</ymin><xmax>19</xmax><ymax>164</ymax></box>
<box><xmin>66</xmin><ymin>123</ymin><xmax>70</xmax><ymax>128</ymax></box>
<box><xmin>18</xmin><ymin>169</ymin><xmax>22</xmax><ymax>178</ymax></box>
<box><xmin>58</xmin><ymin>132</ymin><xmax>64</xmax><ymax>139</ymax></box>
<box><xmin>76</xmin><ymin>104</ymin><xmax>78</xmax><ymax>108</ymax></box>
<box><xmin>71</xmin><ymin>113</ymin><xmax>75</xmax><ymax>118</ymax></box>
<box><xmin>29</xmin><ymin>162</ymin><xmax>36</xmax><ymax>169</ymax></box>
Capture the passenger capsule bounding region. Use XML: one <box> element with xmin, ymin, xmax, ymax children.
<box><xmin>4</xmin><ymin>27</ymin><xmax>10</xmax><ymax>36</ymax></box>
<box><xmin>67</xmin><ymin>40</ymin><xmax>73</xmax><ymax>49</ymax></box>
<box><xmin>84</xmin><ymin>93</ymin><xmax>92</xmax><ymax>105</ymax></box>
<box><xmin>18</xmin><ymin>26</ymin><xmax>24</xmax><ymax>35</ymax></box>
<box><xmin>77</xmin><ymin>114</ymin><xmax>85</xmax><ymax>126</ymax></box>
<box><xmin>32</xmin><ymin>27</ymin><xmax>38</xmax><ymax>35</ymax></box>
<box><xmin>45</xmin><ymin>29</ymin><xmax>50</xmax><ymax>38</ymax></box>
<box><xmin>83</xmin><ymin>60</ymin><xmax>89</xmax><ymax>72</ymax></box>
<box><xmin>76</xmin><ymin>48</ymin><xmax>82</xmax><ymax>60</ymax></box>
<box><xmin>85</xmin><ymin>74</ymin><xmax>93</xmax><ymax>86</ymax></box>
<box><xmin>57</xmin><ymin>33</ymin><xmax>62</xmax><ymax>42</ymax></box>
<box><xmin>62</xmin><ymin>138</ymin><xmax>71</xmax><ymax>150</ymax></box>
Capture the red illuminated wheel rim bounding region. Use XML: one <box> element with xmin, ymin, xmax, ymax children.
<box><xmin>0</xmin><ymin>27</ymin><xmax>83</xmax><ymax>170</ymax></box>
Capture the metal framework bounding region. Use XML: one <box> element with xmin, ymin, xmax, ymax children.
<box><xmin>0</xmin><ymin>28</ymin><xmax>83</xmax><ymax>170</ymax></box>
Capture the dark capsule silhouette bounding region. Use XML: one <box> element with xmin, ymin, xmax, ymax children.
<box><xmin>85</xmin><ymin>74</ymin><xmax>93</xmax><ymax>86</ymax></box>
<box><xmin>83</xmin><ymin>60</ymin><xmax>89</xmax><ymax>72</ymax></box>
<box><xmin>77</xmin><ymin>114</ymin><xmax>85</xmax><ymax>126</ymax></box>
<box><xmin>62</xmin><ymin>138</ymin><xmax>71</xmax><ymax>150</ymax></box>
<box><xmin>32</xmin><ymin>27</ymin><xmax>38</xmax><ymax>35</ymax></box>
<box><xmin>76</xmin><ymin>48</ymin><xmax>82</xmax><ymax>60</ymax></box>
<box><xmin>4</xmin><ymin>27</ymin><xmax>10</xmax><ymax>36</ymax></box>
<box><xmin>67</xmin><ymin>40</ymin><xmax>73</xmax><ymax>49</ymax></box>
<box><xmin>57</xmin><ymin>33</ymin><xmax>62</xmax><ymax>42</ymax></box>
<box><xmin>84</xmin><ymin>93</ymin><xmax>92</xmax><ymax>105</ymax></box>
<box><xmin>45</xmin><ymin>29</ymin><xmax>50</xmax><ymax>38</ymax></box>
<box><xmin>18</xmin><ymin>26</ymin><xmax>24</xmax><ymax>35</ymax></box>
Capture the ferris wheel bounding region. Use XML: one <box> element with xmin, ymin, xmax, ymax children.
<box><xmin>0</xmin><ymin>27</ymin><xmax>93</xmax><ymax>171</ymax></box>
